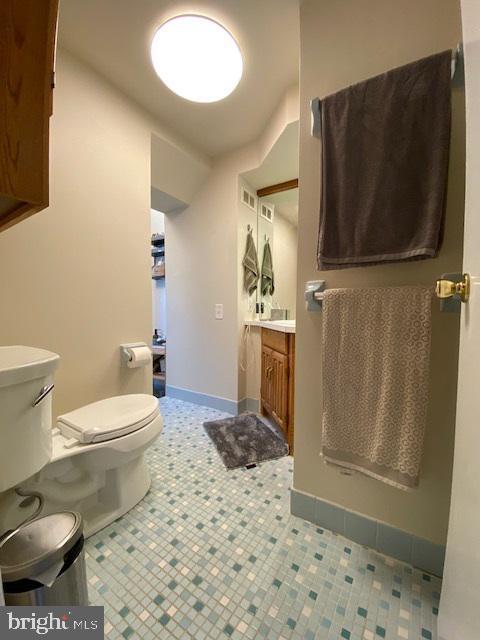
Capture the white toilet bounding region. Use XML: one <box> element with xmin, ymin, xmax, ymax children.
<box><xmin>0</xmin><ymin>346</ymin><xmax>163</xmax><ymax>538</ymax></box>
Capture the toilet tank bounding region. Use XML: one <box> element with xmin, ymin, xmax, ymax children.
<box><xmin>0</xmin><ymin>346</ymin><xmax>60</xmax><ymax>492</ymax></box>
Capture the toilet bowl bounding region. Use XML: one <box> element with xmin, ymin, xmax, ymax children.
<box><xmin>21</xmin><ymin>394</ymin><xmax>163</xmax><ymax>537</ymax></box>
<box><xmin>0</xmin><ymin>347</ymin><xmax>163</xmax><ymax>539</ymax></box>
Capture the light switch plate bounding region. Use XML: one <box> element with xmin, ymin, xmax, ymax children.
<box><xmin>215</xmin><ymin>304</ymin><xmax>224</xmax><ymax>320</ymax></box>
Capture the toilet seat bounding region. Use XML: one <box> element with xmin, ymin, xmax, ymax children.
<box><xmin>57</xmin><ymin>394</ymin><xmax>160</xmax><ymax>444</ymax></box>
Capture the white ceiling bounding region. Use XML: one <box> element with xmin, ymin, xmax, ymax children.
<box><xmin>58</xmin><ymin>0</ymin><xmax>300</xmax><ymax>159</ymax></box>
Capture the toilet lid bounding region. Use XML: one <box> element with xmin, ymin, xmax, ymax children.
<box><xmin>57</xmin><ymin>394</ymin><xmax>160</xmax><ymax>444</ymax></box>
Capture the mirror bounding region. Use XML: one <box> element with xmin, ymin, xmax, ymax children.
<box><xmin>256</xmin><ymin>185</ymin><xmax>298</xmax><ymax>320</ymax></box>
<box><xmin>240</xmin><ymin>119</ymin><xmax>299</xmax><ymax>322</ymax></box>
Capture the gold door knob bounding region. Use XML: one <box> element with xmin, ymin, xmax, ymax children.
<box><xmin>435</xmin><ymin>273</ymin><xmax>470</xmax><ymax>303</ymax></box>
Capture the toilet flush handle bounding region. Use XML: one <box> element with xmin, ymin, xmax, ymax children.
<box><xmin>32</xmin><ymin>383</ymin><xmax>55</xmax><ymax>407</ymax></box>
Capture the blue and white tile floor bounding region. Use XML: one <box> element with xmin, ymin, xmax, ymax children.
<box><xmin>85</xmin><ymin>398</ymin><xmax>440</xmax><ymax>640</ymax></box>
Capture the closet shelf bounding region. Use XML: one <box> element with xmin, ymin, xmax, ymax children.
<box><xmin>151</xmin><ymin>233</ymin><xmax>165</xmax><ymax>279</ymax></box>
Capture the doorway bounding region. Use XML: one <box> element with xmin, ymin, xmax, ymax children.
<box><xmin>151</xmin><ymin>208</ymin><xmax>166</xmax><ymax>398</ymax></box>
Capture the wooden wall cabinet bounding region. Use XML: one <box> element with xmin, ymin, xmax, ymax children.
<box><xmin>261</xmin><ymin>328</ymin><xmax>295</xmax><ymax>453</ymax></box>
<box><xmin>0</xmin><ymin>0</ymin><xmax>58</xmax><ymax>233</ymax></box>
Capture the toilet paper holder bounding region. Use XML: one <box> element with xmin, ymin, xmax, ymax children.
<box><xmin>120</xmin><ymin>342</ymin><xmax>152</xmax><ymax>367</ymax></box>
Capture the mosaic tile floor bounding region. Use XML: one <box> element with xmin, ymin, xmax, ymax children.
<box><xmin>85</xmin><ymin>398</ymin><xmax>440</xmax><ymax>640</ymax></box>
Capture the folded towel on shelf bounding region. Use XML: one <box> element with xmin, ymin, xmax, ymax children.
<box><xmin>242</xmin><ymin>230</ymin><xmax>259</xmax><ymax>295</ymax></box>
<box><xmin>321</xmin><ymin>286</ymin><xmax>433</xmax><ymax>490</ymax></box>
<box><xmin>317</xmin><ymin>50</ymin><xmax>452</xmax><ymax>270</ymax></box>
<box><xmin>261</xmin><ymin>240</ymin><xmax>275</xmax><ymax>296</ymax></box>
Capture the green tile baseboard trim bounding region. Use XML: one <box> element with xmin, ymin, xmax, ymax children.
<box><xmin>166</xmin><ymin>387</ymin><xmax>259</xmax><ymax>415</ymax></box>
<box><xmin>166</xmin><ymin>385</ymin><xmax>240</xmax><ymax>414</ymax></box>
<box><xmin>290</xmin><ymin>488</ymin><xmax>445</xmax><ymax>577</ymax></box>
<box><xmin>238</xmin><ymin>397</ymin><xmax>260</xmax><ymax>414</ymax></box>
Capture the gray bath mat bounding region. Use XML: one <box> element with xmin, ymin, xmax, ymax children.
<box><xmin>203</xmin><ymin>413</ymin><xmax>289</xmax><ymax>470</ymax></box>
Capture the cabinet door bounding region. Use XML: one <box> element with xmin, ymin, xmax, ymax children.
<box><xmin>287</xmin><ymin>334</ymin><xmax>295</xmax><ymax>453</ymax></box>
<box><xmin>270</xmin><ymin>350</ymin><xmax>289</xmax><ymax>433</ymax></box>
<box><xmin>0</xmin><ymin>0</ymin><xmax>58</xmax><ymax>232</ymax></box>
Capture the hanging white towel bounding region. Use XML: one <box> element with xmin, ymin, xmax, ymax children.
<box><xmin>321</xmin><ymin>286</ymin><xmax>433</xmax><ymax>490</ymax></box>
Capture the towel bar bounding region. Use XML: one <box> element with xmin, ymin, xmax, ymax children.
<box><xmin>305</xmin><ymin>277</ymin><xmax>467</xmax><ymax>314</ymax></box>
<box><xmin>311</xmin><ymin>44</ymin><xmax>463</xmax><ymax>138</ymax></box>
<box><xmin>305</xmin><ymin>280</ymin><xmax>326</xmax><ymax>311</ymax></box>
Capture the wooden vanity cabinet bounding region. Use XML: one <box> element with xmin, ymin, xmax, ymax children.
<box><xmin>0</xmin><ymin>0</ymin><xmax>58</xmax><ymax>232</ymax></box>
<box><xmin>260</xmin><ymin>328</ymin><xmax>295</xmax><ymax>453</ymax></box>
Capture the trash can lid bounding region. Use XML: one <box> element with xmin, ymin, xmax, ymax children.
<box><xmin>0</xmin><ymin>511</ymin><xmax>83</xmax><ymax>582</ymax></box>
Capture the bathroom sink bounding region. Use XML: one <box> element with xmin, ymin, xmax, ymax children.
<box><xmin>269</xmin><ymin>319</ymin><xmax>295</xmax><ymax>326</ymax></box>
<box><xmin>245</xmin><ymin>319</ymin><xmax>296</xmax><ymax>333</ymax></box>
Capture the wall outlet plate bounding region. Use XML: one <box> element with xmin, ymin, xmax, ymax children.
<box><xmin>215</xmin><ymin>304</ymin><xmax>224</xmax><ymax>320</ymax></box>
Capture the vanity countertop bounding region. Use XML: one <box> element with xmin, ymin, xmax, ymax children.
<box><xmin>245</xmin><ymin>319</ymin><xmax>296</xmax><ymax>334</ymax></box>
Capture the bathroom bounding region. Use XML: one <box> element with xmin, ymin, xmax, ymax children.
<box><xmin>0</xmin><ymin>1</ymin><xmax>479</xmax><ymax>639</ymax></box>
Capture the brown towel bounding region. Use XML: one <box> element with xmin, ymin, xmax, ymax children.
<box><xmin>317</xmin><ymin>50</ymin><xmax>452</xmax><ymax>270</ymax></box>
<box><xmin>321</xmin><ymin>286</ymin><xmax>433</xmax><ymax>490</ymax></box>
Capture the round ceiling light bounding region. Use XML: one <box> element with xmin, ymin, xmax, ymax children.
<box><xmin>151</xmin><ymin>15</ymin><xmax>243</xmax><ymax>103</ymax></box>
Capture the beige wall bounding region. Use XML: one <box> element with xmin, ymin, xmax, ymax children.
<box><xmin>151</xmin><ymin>133</ymin><xmax>211</xmax><ymax>209</ymax></box>
<box><xmin>165</xmin><ymin>149</ymin><xmax>246</xmax><ymax>404</ymax></box>
<box><xmin>295</xmin><ymin>0</ymin><xmax>465</xmax><ymax>544</ymax></box>
<box><xmin>0</xmin><ymin>49</ymin><xmax>201</xmax><ymax>417</ymax></box>
<box><xmin>238</xmin><ymin>176</ymin><xmax>260</xmax><ymax>403</ymax></box>
<box><xmin>166</xmin><ymin>88</ymin><xmax>299</xmax><ymax>408</ymax></box>
<box><xmin>272</xmin><ymin>213</ymin><xmax>297</xmax><ymax>318</ymax></box>
<box><xmin>244</xmin><ymin>327</ymin><xmax>261</xmax><ymax>405</ymax></box>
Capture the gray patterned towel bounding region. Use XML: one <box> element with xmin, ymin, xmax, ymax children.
<box><xmin>321</xmin><ymin>286</ymin><xmax>433</xmax><ymax>490</ymax></box>
<box><xmin>261</xmin><ymin>240</ymin><xmax>275</xmax><ymax>296</ymax></box>
<box><xmin>242</xmin><ymin>230</ymin><xmax>259</xmax><ymax>295</ymax></box>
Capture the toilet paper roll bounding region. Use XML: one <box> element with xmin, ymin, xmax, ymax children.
<box><xmin>126</xmin><ymin>346</ymin><xmax>152</xmax><ymax>368</ymax></box>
